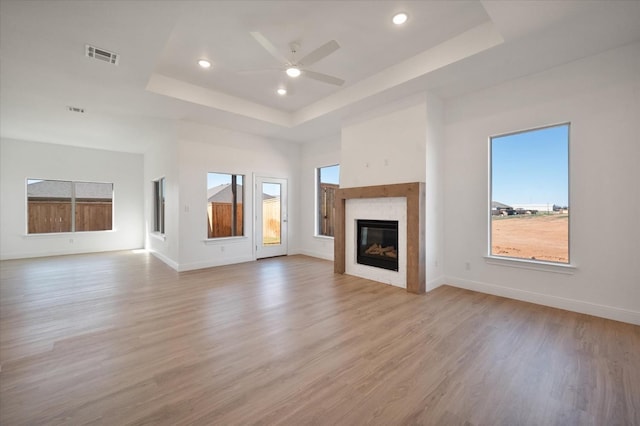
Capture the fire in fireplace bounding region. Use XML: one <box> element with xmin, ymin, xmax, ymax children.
<box><xmin>356</xmin><ymin>219</ymin><xmax>399</xmax><ymax>271</ymax></box>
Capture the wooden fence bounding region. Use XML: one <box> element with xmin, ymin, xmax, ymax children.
<box><xmin>75</xmin><ymin>201</ymin><xmax>112</xmax><ymax>231</ymax></box>
<box><xmin>208</xmin><ymin>200</ymin><xmax>280</xmax><ymax>243</ymax></box>
<box><xmin>319</xmin><ymin>183</ymin><xmax>338</xmax><ymax>236</ymax></box>
<box><xmin>28</xmin><ymin>200</ymin><xmax>112</xmax><ymax>233</ymax></box>
<box><xmin>208</xmin><ymin>202</ymin><xmax>243</xmax><ymax>238</ymax></box>
<box><xmin>262</xmin><ymin>198</ymin><xmax>281</xmax><ymax>245</ymax></box>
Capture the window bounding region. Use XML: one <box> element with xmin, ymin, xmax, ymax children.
<box><xmin>490</xmin><ymin>123</ymin><xmax>569</xmax><ymax>263</ymax></box>
<box><xmin>207</xmin><ymin>172</ymin><xmax>244</xmax><ymax>238</ymax></box>
<box><xmin>153</xmin><ymin>177</ymin><xmax>165</xmax><ymax>234</ymax></box>
<box><xmin>317</xmin><ymin>164</ymin><xmax>339</xmax><ymax>237</ymax></box>
<box><xmin>27</xmin><ymin>179</ymin><xmax>113</xmax><ymax>234</ymax></box>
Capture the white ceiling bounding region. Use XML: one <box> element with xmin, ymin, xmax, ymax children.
<box><xmin>1</xmin><ymin>0</ymin><xmax>639</xmax><ymax>153</ymax></box>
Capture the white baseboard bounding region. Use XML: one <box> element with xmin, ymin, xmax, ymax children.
<box><xmin>446</xmin><ymin>276</ymin><xmax>640</xmax><ymax>325</ymax></box>
<box><xmin>298</xmin><ymin>249</ymin><xmax>334</xmax><ymax>261</ymax></box>
<box><xmin>177</xmin><ymin>255</ymin><xmax>254</xmax><ymax>272</ymax></box>
<box><xmin>0</xmin><ymin>246</ymin><xmax>141</xmax><ymax>261</ymax></box>
<box><xmin>149</xmin><ymin>250</ymin><xmax>179</xmax><ymax>271</ymax></box>
<box><xmin>1</xmin><ymin>249</ymin><xmax>77</xmax><ymax>260</ymax></box>
<box><xmin>426</xmin><ymin>275</ymin><xmax>446</xmax><ymax>292</ymax></box>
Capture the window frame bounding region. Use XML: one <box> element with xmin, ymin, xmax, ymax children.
<box><xmin>26</xmin><ymin>178</ymin><xmax>114</xmax><ymax>234</ymax></box>
<box><xmin>315</xmin><ymin>164</ymin><xmax>339</xmax><ymax>238</ymax></box>
<box><xmin>488</xmin><ymin>122</ymin><xmax>571</xmax><ymax>266</ymax></box>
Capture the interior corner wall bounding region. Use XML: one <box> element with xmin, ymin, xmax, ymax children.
<box><xmin>298</xmin><ymin>135</ymin><xmax>341</xmax><ymax>260</ymax></box>
<box><xmin>443</xmin><ymin>42</ymin><xmax>640</xmax><ymax>324</ymax></box>
<box><xmin>425</xmin><ymin>93</ymin><xmax>445</xmax><ymax>291</ymax></box>
<box><xmin>340</xmin><ymin>98</ymin><xmax>427</xmax><ymax>188</ymax></box>
<box><xmin>144</xmin><ymin>138</ymin><xmax>180</xmax><ymax>269</ymax></box>
<box><xmin>0</xmin><ymin>138</ymin><xmax>144</xmax><ymax>259</ymax></box>
<box><xmin>173</xmin><ymin>122</ymin><xmax>301</xmax><ymax>271</ymax></box>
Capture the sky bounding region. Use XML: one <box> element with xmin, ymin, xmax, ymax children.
<box><xmin>207</xmin><ymin>173</ymin><xmax>243</xmax><ymax>189</ymax></box>
<box><xmin>261</xmin><ymin>183</ymin><xmax>281</xmax><ymax>197</ymax></box>
<box><xmin>492</xmin><ymin>124</ymin><xmax>569</xmax><ymax>207</ymax></box>
<box><xmin>320</xmin><ymin>164</ymin><xmax>340</xmax><ymax>185</ymax></box>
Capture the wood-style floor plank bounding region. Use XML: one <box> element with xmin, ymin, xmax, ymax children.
<box><xmin>1</xmin><ymin>251</ymin><xmax>639</xmax><ymax>425</ymax></box>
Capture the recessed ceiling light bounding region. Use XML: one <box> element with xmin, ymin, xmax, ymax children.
<box><xmin>277</xmin><ymin>88</ymin><xmax>287</xmax><ymax>96</ymax></box>
<box><xmin>286</xmin><ymin>66</ymin><xmax>301</xmax><ymax>78</ymax></box>
<box><xmin>392</xmin><ymin>12</ymin><xmax>408</xmax><ymax>25</ymax></box>
<box><xmin>198</xmin><ymin>59</ymin><xmax>211</xmax><ymax>68</ymax></box>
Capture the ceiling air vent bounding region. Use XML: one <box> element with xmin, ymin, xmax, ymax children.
<box><xmin>85</xmin><ymin>44</ymin><xmax>119</xmax><ymax>65</ymax></box>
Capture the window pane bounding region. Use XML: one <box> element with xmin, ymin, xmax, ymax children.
<box><xmin>262</xmin><ymin>183</ymin><xmax>281</xmax><ymax>245</ymax></box>
<box><xmin>27</xmin><ymin>179</ymin><xmax>72</xmax><ymax>233</ymax></box>
<box><xmin>153</xmin><ymin>178</ymin><xmax>165</xmax><ymax>234</ymax></box>
<box><xmin>75</xmin><ymin>182</ymin><xmax>113</xmax><ymax>231</ymax></box>
<box><xmin>207</xmin><ymin>173</ymin><xmax>244</xmax><ymax>238</ymax></box>
<box><xmin>317</xmin><ymin>165</ymin><xmax>339</xmax><ymax>236</ymax></box>
<box><xmin>490</xmin><ymin>124</ymin><xmax>569</xmax><ymax>263</ymax></box>
<box><xmin>160</xmin><ymin>179</ymin><xmax>165</xmax><ymax>234</ymax></box>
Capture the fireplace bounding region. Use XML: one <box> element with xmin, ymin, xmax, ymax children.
<box><xmin>335</xmin><ymin>182</ymin><xmax>425</xmax><ymax>293</ymax></box>
<box><xmin>356</xmin><ymin>219</ymin><xmax>399</xmax><ymax>271</ymax></box>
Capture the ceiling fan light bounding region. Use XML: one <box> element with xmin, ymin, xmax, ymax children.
<box><xmin>197</xmin><ymin>59</ymin><xmax>211</xmax><ymax>68</ymax></box>
<box><xmin>392</xmin><ymin>12</ymin><xmax>408</xmax><ymax>25</ymax></box>
<box><xmin>277</xmin><ymin>88</ymin><xmax>287</xmax><ymax>96</ymax></box>
<box><xmin>286</xmin><ymin>67</ymin><xmax>301</xmax><ymax>78</ymax></box>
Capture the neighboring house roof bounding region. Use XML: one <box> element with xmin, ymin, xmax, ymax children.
<box><xmin>208</xmin><ymin>184</ymin><xmax>243</xmax><ymax>203</ymax></box>
<box><xmin>27</xmin><ymin>180</ymin><xmax>113</xmax><ymax>199</ymax></box>
<box><xmin>208</xmin><ymin>184</ymin><xmax>276</xmax><ymax>203</ymax></box>
<box><xmin>491</xmin><ymin>201</ymin><xmax>512</xmax><ymax>209</ymax></box>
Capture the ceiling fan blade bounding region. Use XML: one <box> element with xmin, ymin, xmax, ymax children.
<box><xmin>299</xmin><ymin>40</ymin><xmax>340</xmax><ymax>67</ymax></box>
<box><xmin>250</xmin><ymin>31</ymin><xmax>289</xmax><ymax>64</ymax></box>
<box><xmin>302</xmin><ymin>69</ymin><xmax>345</xmax><ymax>86</ymax></box>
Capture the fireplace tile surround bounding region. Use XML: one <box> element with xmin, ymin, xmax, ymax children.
<box><xmin>347</xmin><ymin>199</ymin><xmax>406</xmax><ymax>288</ymax></box>
<box><xmin>334</xmin><ymin>182</ymin><xmax>426</xmax><ymax>294</ymax></box>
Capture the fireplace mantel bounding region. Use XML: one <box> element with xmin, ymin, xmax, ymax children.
<box><xmin>334</xmin><ymin>182</ymin><xmax>425</xmax><ymax>294</ymax></box>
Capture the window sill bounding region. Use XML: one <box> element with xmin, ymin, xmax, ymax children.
<box><xmin>313</xmin><ymin>235</ymin><xmax>334</xmax><ymax>240</ymax></box>
<box><xmin>203</xmin><ymin>236</ymin><xmax>247</xmax><ymax>245</ymax></box>
<box><xmin>150</xmin><ymin>232</ymin><xmax>166</xmax><ymax>241</ymax></box>
<box><xmin>484</xmin><ymin>256</ymin><xmax>576</xmax><ymax>275</ymax></box>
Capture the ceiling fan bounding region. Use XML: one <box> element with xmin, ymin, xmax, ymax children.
<box><xmin>247</xmin><ymin>31</ymin><xmax>345</xmax><ymax>86</ymax></box>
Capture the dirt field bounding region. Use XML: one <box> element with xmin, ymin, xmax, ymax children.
<box><xmin>491</xmin><ymin>214</ymin><xmax>568</xmax><ymax>263</ymax></box>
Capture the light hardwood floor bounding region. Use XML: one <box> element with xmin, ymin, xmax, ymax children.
<box><xmin>1</xmin><ymin>252</ymin><xmax>638</xmax><ymax>425</ymax></box>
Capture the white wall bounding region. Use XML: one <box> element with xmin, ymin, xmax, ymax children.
<box><xmin>341</xmin><ymin>96</ymin><xmax>427</xmax><ymax>188</ymax></box>
<box><xmin>443</xmin><ymin>42</ymin><xmax>640</xmax><ymax>324</ymax></box>
<box><xmin>425</xmin><ymin>93</ymin><xmax>445</xmax><ymax>290</ymax></box>
<box><xmin>0</xmin><ymin>138</ymin><xmax>144</xmax><ymax>259</ymax></box>
<box><xmin>298</xmin><ymin>135</ymin><xmax>341</xmax><ymax>260</ymax></box>
<box><xmin>171</xmin><ymin>122</ymin><xmax>301</xmax><ymax>271</ymax></box>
